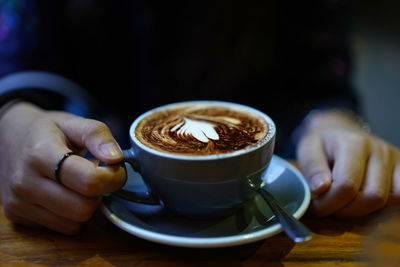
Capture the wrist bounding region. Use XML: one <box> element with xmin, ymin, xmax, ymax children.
<box><xmin>0</xmin><ymin>101</ymin><xmax>44</xmax><ymax>128</ymax></box>
<box><xmin>292</xmin><ymin>109</ymin><xmax>371</xmax><ymax>147</ymax></box>
<box><xmin>0</xmin><ymin>99</ymin><xmax>23</xmax><ymax>123</ymax></box>
<box><xmin>304</xmin><ymin>109</ymin><xmax>371</xmax><ymax>133</ymax></box>
<box><xmin>0</xmin><ymin>101</ymin><xmax>44</xmax><ymax>149</ymax></box>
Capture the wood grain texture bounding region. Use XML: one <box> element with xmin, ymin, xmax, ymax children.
<box><xmin>1</xmin><ymin>158</ymin><xmax>400</xmax><ymax>267</ymax></box>
<box><xmin>2</xmin><ymin>198</ymin><xmax>397</xmax><ymax>266</ymax></box>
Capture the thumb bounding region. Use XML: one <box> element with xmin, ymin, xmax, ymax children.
<box><xmin>54</xmin><ymin>113</ymin><xmax>123</xmax><ymax>164</ymax></box>
<box><xmin>296</xmin><ymin>133</ymin><xmax>332</xmax><ymax>195</ymax></box>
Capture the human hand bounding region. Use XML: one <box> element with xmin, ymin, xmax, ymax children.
<box><xmin>296</xmin><ymin>110</ymin><xmax>400</xmax><ymax>218</ymax></box>
<box><xmin>0</xmin><ymin>102</ymin><xmax>126</xmax><ymax>234</ymax></box>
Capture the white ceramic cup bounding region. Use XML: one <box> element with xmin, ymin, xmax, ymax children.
<box><xmin>118</xmin><ymin>101</ymin><xmax>276</xmax><ymax>219</ymax></box>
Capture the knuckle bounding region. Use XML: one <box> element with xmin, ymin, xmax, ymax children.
<box><xmin>9</xmin><ymin>173</ymin><xmax>27</xmax><ymax>197</ymax></box>
<box><xmin>377</xmin><ymin>142</ymin><xmax>394</xmax><ymax>161</ymax></box>
<box><xmin>26</xmin><ymin>140</ymin><xmax>49</xmax><ymax>166</ymax></box>
<box><xmin>29</xmin><ymin>139</ymin><xmax>46</xmax><ymax>153</ymax></box>
<box><xmin>348</xmin><ymin>133</ymin><xmax>370</xmax><ymax>151</ymax></box>
<box><xmin>84</xmin><ymin>120</ymin><xmax>110</xmax><ymax>138</ymax></box>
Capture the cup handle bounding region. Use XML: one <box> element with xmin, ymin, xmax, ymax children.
<box><xmin>111</xmin><ymin>148</ymin><xmax>161</xmax><ymax>205</ymax></box>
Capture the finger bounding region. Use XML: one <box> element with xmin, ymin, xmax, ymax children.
<box><xmin>387</xmin><ymin>163</ymin><xmax>400</xmax><ymax>208</ymax></box>
<box><xmin>28</xmin><ymin>125</ymin><xmax>126</xmax><ymax>196</ymax></box>
<box><xmin>61</xmin><ymin>154</ymin><xmax>127</xmax><ymax>196</ymax></box>
<box><xmin>3</xmin><ymin>208</ymin><xmax>39</xmax><ymax>227</ymax></box>
<box><xmin>297</xmin><ymin>133</ymin><xmax>332</xmax><ymax>195</ymax></box>
<box><xmin>47</xmin><ymin>151</ymin><xmax>126</xmax><ymax>196</ymax></box>
<box><xmin>309</xmin><ymin>135</ymin><xmax>369</xmax><ymax>217</ymax></box>
<box><xmin>335</xmin><ymin>144</ymin><xmax>394</xmax><ymax>218</ymax></box>
<box><xmin>53</xmin><ymin>112</ymin><xmax>123</xmax><ymax>163</ymax></box>
<box><xmin>12</xmin><ymin>202</ymin><xmax>85</xmax><ymax>235</ymax></box>
<box><xmin>12</xmin><ymin>173</ymin><xmax>101</xmax><ymax>222</ymax></box>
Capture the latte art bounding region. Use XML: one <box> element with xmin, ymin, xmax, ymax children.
<box><xmin>171</xmin><ymin>117</ymin><xmax>219</xmax><ymax>143</ymax></box>
<box><xmin>135</xmin><ymin>103</ymin><xmax>269</xmax><ymax>156</ymax></box>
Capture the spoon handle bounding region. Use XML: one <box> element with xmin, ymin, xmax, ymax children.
<box><xmin>257</xmin><ymin>188</ymin><xmax>312</xmax><ymax>242</ymax></box>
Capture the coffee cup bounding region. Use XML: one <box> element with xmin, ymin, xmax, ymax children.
<box><xmin>115</xmin><ymin>101</ymin><xmax>276</xmax><ymax>219</ymax></box>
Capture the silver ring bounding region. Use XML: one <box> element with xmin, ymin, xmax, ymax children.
<box><xmin>54</xmin><ymin>152</ymin><xmax>75</xmax><ymax>185</ymax></box>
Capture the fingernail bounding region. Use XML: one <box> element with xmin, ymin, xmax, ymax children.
<box><xmin>100</xmin><ymin>142</ymin><xmax>123</xmax><ymax>159</ymax></box>
<box><xmin>310</xmin><ymin>172</ymin><xmax>331</xmax><ymax>193</ymax></box>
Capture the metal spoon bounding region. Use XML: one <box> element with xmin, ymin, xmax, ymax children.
<box><xmin>113</xmin><ymin>166</ymin><xmax>312</xmax><ymax>242</ymax></box>
<box><xmin>248</xmin><ymin>178</ymin><xmax>312</xmax><ymax>242</ymax></box>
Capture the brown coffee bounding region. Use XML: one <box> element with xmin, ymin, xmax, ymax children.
<box><xmin>135</xmin><ymin>103</ymin><xmax>269</xmax><ymax>156</ymax></box>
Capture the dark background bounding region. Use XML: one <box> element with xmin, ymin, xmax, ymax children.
<box><xmin>353</xmin><ymin>0</ymin><xmax>400</xmax><ymax>148</ymax></box>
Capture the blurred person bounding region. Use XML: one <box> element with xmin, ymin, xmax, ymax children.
<box><xmin>0</xmin><ymin>0</ymin><xmax>399</xmax><ymax>234</ymax></box>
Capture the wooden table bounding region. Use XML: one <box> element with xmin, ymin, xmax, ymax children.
<box><xmin>1</xmin><ymin>183</ymin><xmax>400</xmax><ymax>266</ymax></box>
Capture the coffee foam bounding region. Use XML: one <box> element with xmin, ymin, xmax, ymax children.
<box><xmin>134</xmin><ymin>103</ymin><xmax>269</xmax><ymax>156</ymax></box>
<box><xmin>171</xmin><ymin>117</ymin><xmax>219</xmax><ymax>143</ymax></box>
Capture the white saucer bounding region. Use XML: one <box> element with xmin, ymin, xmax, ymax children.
<box><xmin>101</xmin><ymin>155</ymin><xmax>311</xmax><ymax>248</ymax></box>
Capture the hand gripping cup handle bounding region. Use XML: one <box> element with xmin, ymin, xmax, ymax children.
<box><xmin>112</xmin><ymin>148</ymin><xmax>161</xmax><ymax>205</ymax></box>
